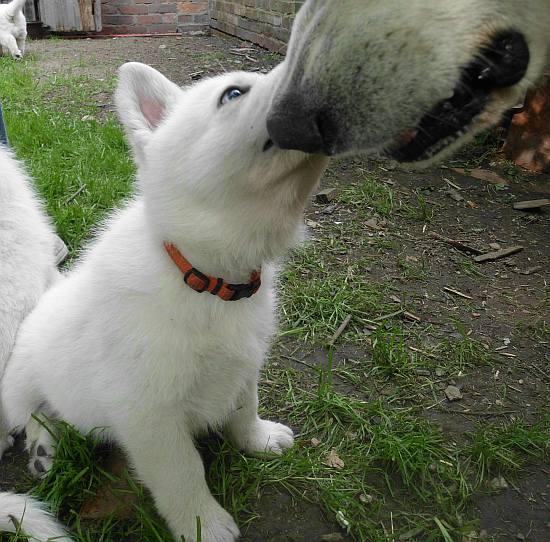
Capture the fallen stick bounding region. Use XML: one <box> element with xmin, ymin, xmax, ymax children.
<box><xmin>474</xmin><ymin>246</ymin><xmax>524</xmax><ymax>263</ymax></box>
<box><xmin>63</xmin><ymin>185</ymin><xmax>85</xmax><ymax>204</ymax></box>
<box><xmin>443</xmin><ymin>286</ymin><xmax>473</xmax><ymax>300</ymax></box>
<box><xmin>429</xmin><ymin>232</ymin><xmax>483</xmax><ymax>255</ymax></box>
<box><xmin>327</xmin><ymin>314</ymin><xmax>352</xmax><ymax>346</ymax></box>
<box><xmin>512</xmin><ymin>199</ymin><xmax>550</xmax><ymax>211</ymax></box>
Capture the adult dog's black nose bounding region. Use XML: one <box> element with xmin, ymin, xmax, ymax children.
<box><xmin>468</xmin><ymin>31</ymin><xmax>530</xmax><ymax>89</ymax></box>
<box><xmin>267</xmin><ymin>97</ymin><xmax>336</xmax><ymax>155</ymax></box>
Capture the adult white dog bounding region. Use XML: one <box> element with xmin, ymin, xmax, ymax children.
<box><xmin>0</xmin><ymin>62</ymin><xmax>327</xmax><ymax>542</ymax></box>
<box><xmin>268</xmin><ymin>0</ymin><xmax>550</xmax><ymax>166</ymax></box>
<box><xmin>0</xmin><ymin>0</ymin><xmax>27</xmax><ymax>59</ymax></box>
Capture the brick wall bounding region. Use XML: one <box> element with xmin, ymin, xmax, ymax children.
<box><xmin>101</xmin><ymin>0</ymin><xmax>209</xmax><ymax>34</ymax></box>
<box><xmin>99</xmin><ymin>0</ymin><xmax>301</xmax><ymax>48</ymax></box>
<box><xmin>209</xmin><ymin>0</ymin><xmax>303</xmax><ymax>52</ymax></box>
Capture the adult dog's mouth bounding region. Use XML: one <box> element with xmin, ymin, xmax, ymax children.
<box><xmin>389</xmin><ymin>30</ymin><xmax>530</xmax><ymax>163</ymax></box>
<box><xmin>388</xmin><ymin>87</ymin><xmax>489</xmax><ymax>163</ymax></box>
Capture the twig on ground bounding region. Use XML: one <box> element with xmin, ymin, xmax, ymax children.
<box><xmin>443</xmin><ymin>287</ymin><xmax>473</xmax><ymax>300</ymax></box>
<box><xmin>474</xmin><ymin>246</ymin><xmax>524</xmax><ymax>263</ymax></box>
<box><xmin>429</xmin><ymin>232</ymin><xmax>483</xmax><ymax>255</ymax></box>
<box><xmin>327</xmin><ymin>314</ymin><xmax>352</xmax><ymax>347</ymax></box>
<box><xmin>63</xmin><ymin>185</ymin><xmax>85</xmax><ymax>204</ymax></box>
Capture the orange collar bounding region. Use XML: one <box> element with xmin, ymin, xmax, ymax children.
<box><xmin>164</xmin><ymin>242</ymin><xmax>261</xmax><ymax>301</ymax></box>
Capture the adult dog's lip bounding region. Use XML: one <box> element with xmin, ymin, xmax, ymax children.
<box><xmin>389</xmin><ymin>30</ymin><xmax>530</xmax><ymax>163</ymax></box>
<box><xmin>388</xmin><ymin>90</ymin><xmax>487</xmax><ymax>163</ymax></box>
<box><xmin>263</xmin><ymin>139</ymin><xmax>274</xmax><ymax>152</ymax></box>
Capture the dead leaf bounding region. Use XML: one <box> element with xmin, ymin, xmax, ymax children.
<box><xmin>323</xmin><ymin>449</ymin><xmax>345</xmax><ymax>469</ymax></box>
<box><xmin>451</xmin><ymin>168</ymin><xmax>509</xmax><ymax>186</ymax></box>
<box><xmin>310</xmin><ymin>437</ymin><xmax>321</xmax><ymax>447</ymax></box>
<box><xmin>305</xmin><ymin>219</ymin><xmax>321</xmax><ymax>229</ymax></box>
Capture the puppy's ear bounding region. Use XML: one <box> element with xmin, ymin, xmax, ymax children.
<box><xmin>115</xmin><ymin>62</ymin><xmax>182</xmax><ymax>163</ymax></box>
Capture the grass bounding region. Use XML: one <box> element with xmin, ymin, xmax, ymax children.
<box><xmin>465</xmin><ymin>416</ymin><xmax>550</xmax><ymax>485</ymax></box>
<box><xmin>279</xmin><ymin>243</ymin><xmax>394</xmax><ymax>343</ymax></box>
<box><xmin>0</xmin><ymin>56</ymin><xmax>134</xmax><ymax>258</ymax></box>
<box><xmin>1</xmin><ymin>43</ymin><xmax>548</xmax><ymax>542</ymax></box>
<box><xmin>339</xmin><ymin>175</ymin><xmax>396</xmax><ymax>218</ymax></box>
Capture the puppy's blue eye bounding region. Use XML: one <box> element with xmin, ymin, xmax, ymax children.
<box><xmin>220</xmin><ymin>87</ymin><xmax>246</xmax><ymax>106</ymax></box>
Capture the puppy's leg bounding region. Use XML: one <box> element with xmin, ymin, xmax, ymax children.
<box><xmin>225</xmin><ymin>376</ymin><xmax>294</xmax><ymax>455</ymax></box>
<box><xmin>119</xmin><ymin>417</ymin><xmax>239</xmax><ymax>542</ymax></box>
<box><xmin>16</xmin><ymin>35</ymin><xmax>26</xmax><ymax>57</ymax></box>
<box><xmin>0</xmin><ymin>32</ymin><xmax>22</xmax><ymax>59</ymax></box>
<box><xmin>25</xmin><ymin>414</ymin><xmax>55</xmax><ymax>477</ymax></box>
<box><xmin>1</xmin><ymin>361</ymin><xmax>42</xmax><ymax>433</ymax></box>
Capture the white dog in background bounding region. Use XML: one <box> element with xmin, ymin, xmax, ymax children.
<box><xmin>0</xmin><ymin>62</ymin><xmax>327</xmax><ymax>542</ymax></box>
<box><xmin>0</xmin><ymin>148</ymin><xmax>57</xmax><ymax>412</ymax></box>
<box><xmin>0</xmin><ymin>0</ymin><xmax>27</xmax><ymax>59</ymax></box>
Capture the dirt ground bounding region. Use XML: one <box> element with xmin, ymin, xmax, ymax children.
<box><xmin>2</xmin><ymin>34</ymin><xmax>549</xmax><ymax>541</ymax></box>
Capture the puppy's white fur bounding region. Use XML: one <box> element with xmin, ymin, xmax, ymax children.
<box><xmin>0</xmin><ymin>147</ymin><xmax>57</xmax><ymax>457</ymax></box>
<box><xmin>0</xmin><ymin>0</ymin><xmax>27</xmax><ymax>59</ymax></box>
<box><xmin>0</xmin><ymin>63</ymin><xmax>327</xmax><ymax>542</ymax></box>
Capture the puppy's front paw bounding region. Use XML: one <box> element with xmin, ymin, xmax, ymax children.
<box><xmin>237</xmin><ymin>419</ymin><xmax>294</xmax><ymax>456</ymax></box>
<box><xmin>202</xmin><ymin>504</ymin><xmax>240</xmax><ymax>542</ymax></box>
<box><xmin>25</xmin><ymin>424</ymin><xmax>55</xmax><ymax>478</ymax></box>
<box><xmin>182</xmin><ymin>501</ymin><xmax>240</xmax><ymax>542</ymax></box>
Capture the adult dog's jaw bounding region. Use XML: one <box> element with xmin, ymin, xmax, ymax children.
<box><xmin>267</xmin><ymin>0</ymin><xmax>550</xmax><ymax>164</ymax></box>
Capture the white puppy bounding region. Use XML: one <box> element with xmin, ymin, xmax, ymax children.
<box><xmin>0</xmin><ymin>147</ymin><xmax>57</xmax><ymax>447</ymax></box>
<box><xmin>0</xmin><ymin>63</ymin><xmax>328</xmax><ymax>542</ymax></box>
<box><xmin>0</xmin><ymin>0</ymin><xmax>27</xmax><ymax>59</ymax></box>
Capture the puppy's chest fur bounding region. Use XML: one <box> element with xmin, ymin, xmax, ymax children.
<box><xmin>138</xmin><ymin>297</ymin><xmax>275</xmax><ymax>432</ymax></box>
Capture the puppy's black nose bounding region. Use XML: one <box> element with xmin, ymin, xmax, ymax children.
<box><xmin>267</xmin><ymin>97</ymin><xmax>336</xmax><ymax>155</ymax></box>
<box><xmin>470</xmin><ymin>31</ymin><xmax>530</xmax><ymax>89</ymax></box>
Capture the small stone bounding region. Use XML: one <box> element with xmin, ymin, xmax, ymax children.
<box><xmin>320</xmin><ymin>534</ymin><xmax>344</xmax><ymax>542</ymax></box>
<box><xmin>445</xmin><ymin>385</ymin><xmax>463</xmax><ymax>402</ymax></box>
<box><xmin>315</xmin><ymin>188</ymin><xmax>339</xmax><ymax>203</ymax></box>
<box><xmin>310</xmin><ymin>437</ymin><xmax>321</xmax><ymax>447</ymax></box>
<box><xmin>489</xmin><ymin>242</ymin><xmax>501</xmax><ymax>250</ymax></box>
<box><xmin>516</xmin><ymin>534</ymin><xmax>526</xmax><ymax>541</ymax></box>
<box><xmin>490</xmin><ymin>476</ymin><xmax>509</xmax><ymax>491</ymax></box>
<box><xmin>358</xmin><ymin>493</ymin><xmax>375</xmax><ymax>504</ymax></box>
<box><xmin>322</xmin><ymin>204</ymin><xmax>337</xmax><ymax>215</ymax></box>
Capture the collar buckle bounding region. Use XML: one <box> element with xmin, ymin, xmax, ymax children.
<box><xmin>183</xmin><ymin>267</ymin><xmax>210</xmax><ymax>293</ymax></box>
<box><xmin>227</xmin><ymin>278</ymin><xmax>262</xmax><ymax>301</ymax></box>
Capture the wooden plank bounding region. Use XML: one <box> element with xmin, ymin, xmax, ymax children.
<box><xmin>78</xmin><ymin>0</ymin><xmax>93</xmax><ymax>31</ymax></box>
<box><xmin>23</xmin><ymin>0</ymin><xmax>37</xmax><ymax>22</ymax></box>
<box><xmin>512</xmin><ymin>198</ymin><xmax>550</xmax><ymax>210</ymax></box>
<box><xmin>474</xmin><ymin>246</ymin><xmax>524</xmax><ymax>263</ymax></box>
<box><xmin>93</xmin><ymin>0</ymin><xmax>102</xmax><ymax>32</ymax></box>
<box><xmin>42</xmin><ymin>0</ymin><xmax>82</xmax><ymax>32</ymax></box>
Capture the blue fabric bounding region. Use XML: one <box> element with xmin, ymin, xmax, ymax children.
<box><xmin>0</xmin><ymin>103</ymin><xmax>8</xmax><ymax>147</ymax></box>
